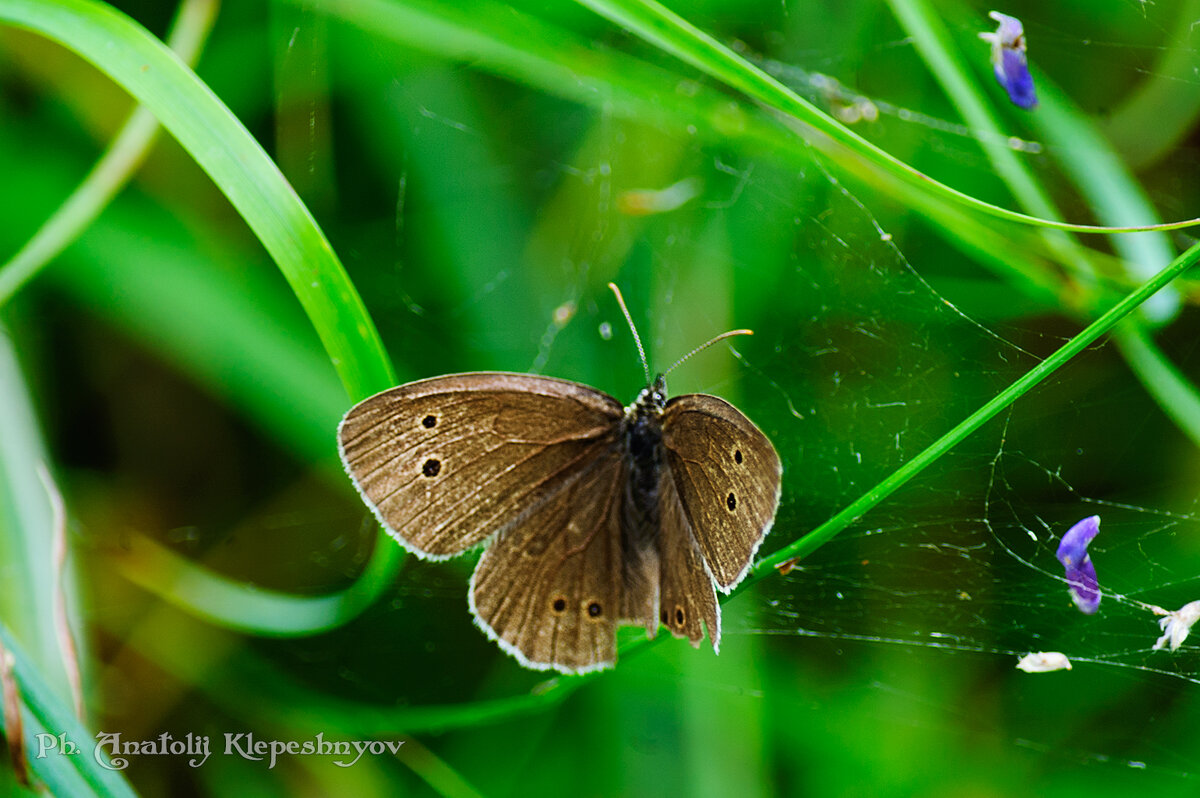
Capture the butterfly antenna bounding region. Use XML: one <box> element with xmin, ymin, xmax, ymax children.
<box><xmin>608</xmin><ymin>283</ymin><xmax>652</xmax><ymax>385</ymax></box>
<box><xmin>663</xmin><ymin>329</ymin><xmax>754</xmax><ymax>376</ymax></box>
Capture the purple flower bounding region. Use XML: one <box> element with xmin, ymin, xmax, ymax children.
<box><xmin>1056</xmin><ymin>516</ymin><xmax>1101</xmax><ymax>614</ymax></box>
<box><xmin>978</xmin><ymin>11</ymin><xmax>1038</xmax><ymax>110</ymax></box>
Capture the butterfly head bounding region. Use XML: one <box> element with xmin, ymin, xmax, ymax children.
<box><xmin>649</xmin><ymin>373</ymin><xmax>667</xmax><ymax>406</ymax></box>
<box><xmin>627</xmin><ymin>374</ymin><xmax>667</xmax><ymax>419</ymax></box>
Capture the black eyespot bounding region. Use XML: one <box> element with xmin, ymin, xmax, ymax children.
<box><xmin>727</xmin><ymin>492</ymin><xmax>737</xmax><ymax>511</ymax></box>
<box><xmin>422</xmin><ymin>458</ymin><xmax>441</xmax><ymax>477</ymax></box>
<box><xmin>734</xmin><ymin>450</ymin><xmax>743</xmax><ymax>464</ymax></box>
<box><xmin>660</xmin><ymin>610</ymin><xmax>669</xmax><ymax>624</ymax></box>
<box><xmin>552</xmin><ymin>597</ymin><xmax>567</xmax><ymax>613</ymax></box>
<box><xmin>587</xmin><ymin>602</ymin><xmax>602</xmax><ymax>617</ymax></box>
<box><xmin>422</xmin><ymin>415</ymin><xmax>437</xmax><ymax>428</ymax></box>
<box><xmin>675</xmin><ymin>607</ymin><xmax>685</xmax><ymax>625</ymax></box>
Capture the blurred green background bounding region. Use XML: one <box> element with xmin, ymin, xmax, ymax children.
<box><xmin>3</xmin><ymin>0</ymin><xmax>1200</xmax><ymax>795</ymax></box>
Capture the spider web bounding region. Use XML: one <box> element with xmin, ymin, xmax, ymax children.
<box><xmin>700</xmin><ymin>8</ymin><xmax>1200</xmax><ymax>783</ymax></box>
<box><xmin>391</xmin><ymin>116</ymin><xmax>1198</xmax><ymax>777</ymax></box>
<box><xmin>360</xmin><ymin>4</ymin><xmax>1200</xmax><ymax>783</ymax></box>
<box><xmin>236</xmin><ymin>0</ymin><xmax>1200</xmax><ymax>788</ymax></box>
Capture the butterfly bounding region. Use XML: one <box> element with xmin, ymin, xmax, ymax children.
<box><xmin>337</xmin><ymin>286</ymin><xmax>782</xmax><ymax>673</ymax></box>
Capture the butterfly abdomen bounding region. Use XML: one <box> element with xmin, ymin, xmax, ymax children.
<box><xmin>612</xmin><ymin>386</ymin><xmax>667</xmax><ymax>634</ymax></box>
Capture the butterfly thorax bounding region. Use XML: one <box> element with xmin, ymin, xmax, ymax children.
<box><xmin>621</xmin><ymin>376</ymin><xmax>667</xmax><ymax>540</ymax></box>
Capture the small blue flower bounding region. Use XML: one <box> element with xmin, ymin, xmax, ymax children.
<box><xmin>1056</xmin><ymin>515</ymin><xmax>1101</xmax><ymax>614</ymax></box>
<box><xmin>978</xmin><ymin>11</ymin><xmax>1038</xmax><ymax>110</ymax></box>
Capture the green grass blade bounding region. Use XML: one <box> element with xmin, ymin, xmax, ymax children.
<box><xmin>892</xmin><ymin>0</ymin><xmax>1200</xmax><ymax>444</ymax></box>
<box><xmin>299</xmin><ymin>0</ymin><xmax>1076</xmax><ymax>314</ymax></box>
<box><xmin>0</xmin><ymin>0</ymin><xmax>394</xmax><ymax>400</ymax></box>
<box><xmin>0</xmin><ymin>627</ymin><xmax>138</xmax><ymax>797</ymax></box>
<box><xmin>106</xmin><ymin>531</ymin><xmax>399</xmax><ymax>637</ymax></box>
<box><xmin>1102</xmin><ymin>0</ymin><xmax>1200</xmax><ymax>169</ymax></box>
<box><xmin>886</xmin><ymin>0</ymin><xmax>1055</xmax><ymax>220</ymax></box>
<box><xmin>573</xmin><ymin>0</ymin><xmax>1200</xmax><ymax>235</ymax></box>
<box><xmin>1030</xmin><ymin>85</ymin><xmax>1200</xmax><ymax>439</ymax></box>
<box><xmin>1028</xmin><ymin>76</ymin><xmax>1181</xmax><ymax>319</ymax></box>
<box><xmin>0</xmin><ymin>331</ymin><xmax>68</xmax><ymax>693</ymax></box>
<box><xmin>109</xmin><ymin>607</ymin><xmax>582</xmax><ymax>733</ymax></box>
<box><xmin>753</xmin><ymin>240</ymin><xmax>1200</xmax><ymax>576</ymax></box>
<box><xmin>0</xmin><ymin>0</ymin><xmax>217</xmax><ymax>306</ymax></box>
<box><xmin>1111</xmin><ymin>324</ymin><xmax>1200</xmax><ymax>445</ymax></box>
<box><xmin>884</xmin><ymin>0</ymin><xmax>1096</xmax><ymax>289</ymax></box>
<box><xmin>892</xmin><ymin>0</ymin><xmax>1180</xmax><ymax>321</ymax></box>
<box><xmin>0</xmin><ymin>0</ymin><xmax>404</xmax><ymax>634</ymax></box>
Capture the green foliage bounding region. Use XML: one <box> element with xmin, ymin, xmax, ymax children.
<box><xmin>2</xmin><ymin>0</ymin><xmax>1200</xmax><ymax>795</ymax></box>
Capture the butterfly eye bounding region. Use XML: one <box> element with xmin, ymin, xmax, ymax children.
<box><xmin>552</xmin><ymin>597</ymin><xmax>567</xmax><ymax>613</ymax></box>
<box><xmin>422</xmin><ymin>458</ymin><xmax>442</xmax><ymax>477</ymax></box>
<box><xmin>587</xmin><ymin>602</ymin><xmax>603</xmax><ymax>617</ymax></box>
<box><xmin>733</xmin><ymin>450</ymin><xmax>743</xmax><ymax>464</ymax></box>
<box><xmin>726</xmin><ymin>493</ymin><xmax>737</xmax><ymax>511</ymax></box>
<box><xmin>422</xmin><ymin>415</ymin><xmax>437</xmax><ymax>428</ymax></box>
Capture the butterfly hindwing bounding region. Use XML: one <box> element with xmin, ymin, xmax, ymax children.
<box><xmin>657</xmin><ymin>472</ymin><xmax>721</xmax><ymax>650</ymax></box>
<box><xmin>470</xmin><ymin>452</ymin><xmax>628</xmax><ymax>673</ymax></box>
<box><xmin>337</xmin><ymin>373</ymin><xmax>623</xmax><ymax>558</ymax></box>
<box><xmin>661</xmin><ymin>394</ymin><xmax>782</xmax><ymax>591</ymax></box>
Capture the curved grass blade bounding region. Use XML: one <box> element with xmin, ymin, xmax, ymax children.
<box><xmin>0</xmin><ymin>0</ymin><xmax>395</xmax><ymax>400</ymax></box>
<box><xmin>574</xmin><ymin>0</ymin><xmax>1200</xmax><ymax>235</ymax></box>
<box><xmin>0</xmin><ymin>0</ymin><xmax>217</xmax><ymax>306</ymax></box>
<box><xmin>105</xmin><ymin>531</ymin><xmax>400</xmax><ymax>637</ymax></box>
<box><xmin>891</xmin><ymin>0</ymin><xmax>1200</xmax><ymax>445</ymax></box>
<box><xmin>145</xmin><ymin>623</ymin><xmax>577</xmax><ymax>734</ymax></box>
<box><xmin>0</xmin><ymin>0</ymin><xmax>403</xmax><ymax>634</ymax></box>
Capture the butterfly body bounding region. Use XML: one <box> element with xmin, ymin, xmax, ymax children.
<box><xmin>338</xmin><ymin>371</ymin><xmax>781</xmax><ymax>674</ymax></box>
<box><xmin>615</xmin><ymin>377</ymin><xmax>674</xmax><ymax>641</ymax></box>
<box><xmin>620</xmin><ymin>380</ymin><xmax>666</xmax><ymax>551</ymax></box>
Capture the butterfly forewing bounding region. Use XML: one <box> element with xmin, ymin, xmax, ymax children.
<box><xmin>661</xmin><ymin>394</ymin><xmax>782</xmax><ymax>591</ymax></box>
<box><xmin>338</xmin><ymin>373</ymin><xmax>623</xmax><ymax>558</ymax></box>
<box><xmin>470</xmin><ymin>451</ymin><xmax>628</xmax><ymax>673</ymax></box>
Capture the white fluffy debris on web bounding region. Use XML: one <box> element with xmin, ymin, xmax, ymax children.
<box><xmin>1016</xmin><ymin>651</ymin><xmax>1072</xmax><ymax>673</ymax></box>
<box><xmin>1152</xmin><ymin>600</ymin><xmax>1200</xmax><ymax>652</ymax></box>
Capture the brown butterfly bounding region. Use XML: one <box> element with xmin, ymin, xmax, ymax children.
<box><xmin>337</xmin><ymin>286</ymin><xmax>781</xmax><ymax>673</ymax></box>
